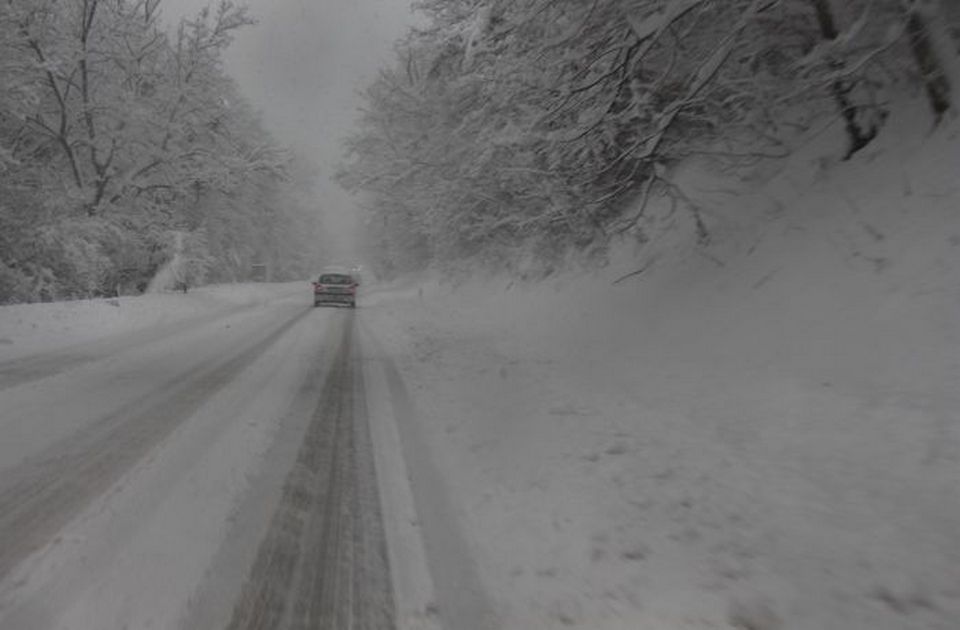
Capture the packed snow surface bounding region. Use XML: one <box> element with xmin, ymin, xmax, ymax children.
<box><xmin>0</xmin><ymin>283</ymin><xmax>299</xmax><ymax>361</ymax></box>
<box><xmin>0</xmin><ymin>284</ymin><xmax>321</xmax><ymax>630</ymax></box>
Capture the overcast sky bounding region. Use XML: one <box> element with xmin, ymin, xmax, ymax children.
<box><xmin>160</xmin><ymin>0</ymin><xmax>418</xmax><ymax>259</ymax></box>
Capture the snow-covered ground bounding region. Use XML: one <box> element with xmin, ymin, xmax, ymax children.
<box><xmin>0</xmin><ymin>282</ymin><xmax>303</xmax><ymax>361</ymax></box>
<box><xmin>364</xmin><ymin>109</ymin><xmax>960</xmax><ymax>629</ymax></box>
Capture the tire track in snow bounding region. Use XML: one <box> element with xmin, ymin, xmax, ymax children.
<box><xmin>0</xmin><ymin>304</ymin><xmax>262</xmax><ymax>391</ymax></box>
<box><xmin>225</xmin><ymin>316</ymin><xmax>395</xmax><ymax>630</ymax></box>
<box><xmin>375</xmin><ymin>339</ymin><xmax>499</xmax><ymax>630</ymax></box>
<box><xmin>0</xmin><ymin>306</ymin><xmax>312</xmax><ymax>581</ymax></box>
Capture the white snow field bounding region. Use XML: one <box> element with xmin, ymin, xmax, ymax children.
<box><xmin>363</xmin><ymin>108</ymin><xmax>960</xmax><ymax>629</ymax></box>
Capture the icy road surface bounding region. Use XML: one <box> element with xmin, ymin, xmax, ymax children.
<box><xmin>0</xmin><ymin>288</ymin><xmax>452</xmax><ymax>630</ymax></box>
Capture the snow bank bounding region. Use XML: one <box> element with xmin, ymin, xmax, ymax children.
<box><xmin>364</xmin><ymin>109</ymin><xmax>960</xmax><ymax>629</ymax></box>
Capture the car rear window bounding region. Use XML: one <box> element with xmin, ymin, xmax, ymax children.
<box><xmin>319</xmin><ymin>274</ymin><xmax>353</xmax><ymax>284</ymax></box>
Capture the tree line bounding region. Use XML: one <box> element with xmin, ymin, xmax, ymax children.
<box><xmin>0</xmin><ymin>0</ymin><xmax>322</xmax><ymax>303</ymax></box>
<box><xmin>339</xmin><ymin>0</ymin><xmax>960</xmax><ymax>277</ymax></box>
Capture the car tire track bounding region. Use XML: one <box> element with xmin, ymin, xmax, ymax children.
<box><xmin>225</xmin><ymin>317</ymin><xmax>395</xmax><ymax>630</ymax></box>
<box><xmin>0</xmin><ymin>306</ymin><xmax>312</xmax><ymax>581</ymax></box>
<box><xmin>0</xmin><ymin>301</ymin><xmax>274</xmax><ymax>392</ymax></box>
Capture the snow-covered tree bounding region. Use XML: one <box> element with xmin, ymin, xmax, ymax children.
<box><xmin>341</xmin><ymin>0</ymin><xmax>958</xmax><ymax>275</ymax></box>
<box><xmin>0</xmin><ymin>0</ymin><xmax>322</xmax><ymax>302</ymax></box>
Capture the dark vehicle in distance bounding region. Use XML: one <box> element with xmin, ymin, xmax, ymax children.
<box><xmin>313</xmin><ymin>270</ymin><xmax>358</xmax><ymax>308</ymax></box>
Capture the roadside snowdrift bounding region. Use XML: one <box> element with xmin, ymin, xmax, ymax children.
<box><xmin>366</xmin><ymin>111</ymin><xmax>960</xmax><ymax>629</ymax></box>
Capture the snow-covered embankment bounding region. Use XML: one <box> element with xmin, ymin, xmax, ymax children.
<box><xmin>364</xmin><ymin>110</ymin><xmax>960</xmax><ymax>629</ymax></box>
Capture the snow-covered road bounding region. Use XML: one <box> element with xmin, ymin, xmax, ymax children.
<box><xmin>0</xmin><ymin>287</ymin><xmax>439</xmax><ymax>630</ymax></box>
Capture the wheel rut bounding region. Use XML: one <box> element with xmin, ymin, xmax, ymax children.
<box><xmin>0</xmin><ymin>307</ymin><xmax>312</xmax><ymax>581</ymax></box>
<box><xmin>225</xmin><ymin>318</ymin><xmax>395</xmax><ymax>630</ymax></box>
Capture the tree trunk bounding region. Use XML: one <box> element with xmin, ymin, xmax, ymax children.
<box><xmin>903</xmin><ymin>0</ymin><xmax>953</xmax><ymax>122</ymax></box>
<box><xmin>810</xmin><ymin>0</ymin><xmax>879</xmax><ymax>158</ymax></box>
<box><xmin>919</xmin><ymin>0</ymin><xmax>960</xmax><ymax>116</ymax></box>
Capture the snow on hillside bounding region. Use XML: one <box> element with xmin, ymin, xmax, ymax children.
<box><xmin>365</xmin><ymin>107</ymin><xmax>960</xmax><ymax>629</ymax></box>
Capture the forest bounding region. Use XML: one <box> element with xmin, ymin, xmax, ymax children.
<box><xmin>3</xmin><ymin>0</ymin><xmax>958</xmax><ymax>301</ymax></box>
<box><xmin>0</xmin><ymin>0</ymin><xmax>322</xmax><ymax>303</ymax></box>
<box><xmin>339</xmin><ymin>0</ymin><xmax>960</xmax><ymax>277</ymax></box>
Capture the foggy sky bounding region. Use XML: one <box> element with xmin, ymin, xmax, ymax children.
<box><xmin>160</xmin><ymin>0</ymin><xmax>417</xmax><ymax>260</ymax></box>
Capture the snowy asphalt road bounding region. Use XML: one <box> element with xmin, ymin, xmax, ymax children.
<box><xmin>219</xmin><ymin>316</ymin><xmax>394</xmax><ymax>630</ymax></box>
<box><xmin>0</xmin><ymin>298</ymin><xmax>260</xmax><ymax>392</ymax></box>
<box><xmin>0</xmin><ymin>293</ymin><xmax>399</xmax><ymax>629</ymax></box>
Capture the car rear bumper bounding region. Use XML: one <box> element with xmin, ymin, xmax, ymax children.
<box><xmin>314</xmin><ymin>292</ymin><xmax>355</xmax><ymax>304</ymax></box>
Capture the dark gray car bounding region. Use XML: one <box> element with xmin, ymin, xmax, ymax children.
<box><xmin>312</xmin><ymin>272</ymin><xmax>357</xmax><ymax>308</ymax></box>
